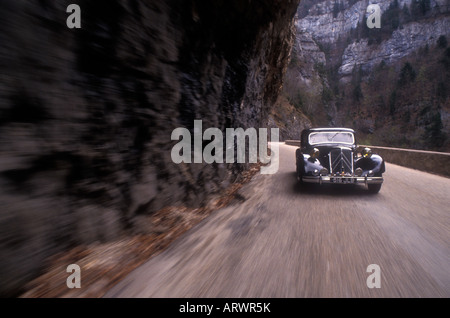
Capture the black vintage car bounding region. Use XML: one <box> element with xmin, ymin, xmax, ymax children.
<box><xmin>296</xmin><ymin>128</ymin><xmax>385</xmax><ymax>193</ymax></box>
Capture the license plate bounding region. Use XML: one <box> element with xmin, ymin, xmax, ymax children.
<box><xmin>331</xmin><ymin>177</ymin><xmax>354</xmax><ymax>184</ymax></box>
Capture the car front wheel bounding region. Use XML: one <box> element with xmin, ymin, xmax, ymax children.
<box><xmin>295</xmin><ymin>149</ymin><xmax>304</xmax><ymax>183</ymax></box>
<box><xmin>367</xmin><ymin>183</ymin><xmax>382</xmax><ymax>194</ymax></box>
<box><xmin>296</xmin><ymin>164</ymin><xmax>303</xmax><ymax>183</ymax></box>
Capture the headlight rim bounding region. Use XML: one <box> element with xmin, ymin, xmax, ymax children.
<box><xmin>310</xmin><ymin>147</ymin><xmax>320</xmax><ymax>159</ymax></box>
<box><xmin>362</xmin><ymin>147</ymin><xmax>373</xmax><ymax>158</ymax></box>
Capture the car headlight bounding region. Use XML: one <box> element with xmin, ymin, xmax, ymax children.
<box><xmin>310</xmin><ymin>148</ymin><xmax>320</xmax><ymax>159</ymax></box>
<box><xmin>320</xmin><ymin>168</ymin><xmax>328</xmax><ymax>176</ymax></box>
<box><xmin>362</xmin><ymin>147</ymin><xmax>372</xmax><ymax>158</ymax></box>
<box><xmin>355</xmin><ymin>167</ymin><xmax>363</xmax><ymax>176</ymax></box>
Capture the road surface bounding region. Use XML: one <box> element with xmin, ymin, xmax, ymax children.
<box><xmin>105</xmin><ymin>142</ymin><xmax>450</xmax><ymax>297</ymax></box>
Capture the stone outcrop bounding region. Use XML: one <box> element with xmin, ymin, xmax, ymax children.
<box><xmin>0</xmin><ymin>0</ymin><xmax>300</xmax><ymax>296</ymax></box>
<box><xmin>296</xmin><ymin>0</ymin><xmax>450</xmax><ymax>74</ymax></box>
<box><xmin>267</xmin><ymin>95</ymin><xmax>313</xmax><ymax>140</ymax></box>
<box><xmin>270</xmin><ymin>25</ymin><xmax>336</xmax><ymax>130</ymax></box>
<box><xmin>283</xmin><ymin>0</ymin><xmax>449</xmax><ymax>149</ymax></box>
<box><xmin>339</xmin><ymin>16</ymin><xmax>450</xmax><ymax>77</ymax></box>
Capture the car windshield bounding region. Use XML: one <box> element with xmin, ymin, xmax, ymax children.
<box><xmin>308</xmin><ymin>132</ymin><xmax>354</xmax><ymax>145</ymax></box>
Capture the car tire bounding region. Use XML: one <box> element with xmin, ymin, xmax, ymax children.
<box><xmin>295</xmin><ymin>149</ymin><xmax>304</xmax><ymax>184</ymax></box>
<box><xmin>367</xmin><ymin>183</ymin><xmax>382</xmax><ymax>194</ymax></box>
<box><xmin>296</xmin><ymin>163</ymin><xmax>303</xmax><ymax>182</ymax></box>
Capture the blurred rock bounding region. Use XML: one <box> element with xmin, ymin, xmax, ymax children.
<box><xmin>0</xmin><ymin>0</ymin><xmax>299</xmax><ymax>296</ymax></box>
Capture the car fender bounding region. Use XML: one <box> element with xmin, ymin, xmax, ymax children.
<box><xmin>355</xmin><ymin>154</ymin><xmax>385</xmax><ymax>176</ymax></box>
<box><xmin>302</xmin><ymin>154</ymin><xmax>325</xmax><ymax>175</ymax></box>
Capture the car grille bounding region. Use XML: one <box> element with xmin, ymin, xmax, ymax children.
<box><xmin>329</xmin><ymin>148</ymin><xmax>353</xmax><ymax>175</ymax></box>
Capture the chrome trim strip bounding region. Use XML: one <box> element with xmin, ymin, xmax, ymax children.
<box><xmin>302</xmin><ymin>176</ymin><xmax>383</xmax><ymax>184</ymax></box>
<box><xmin>328</xmin><ymin>152</ymin><xmax>332</xmax><ymax>174</ymax></box>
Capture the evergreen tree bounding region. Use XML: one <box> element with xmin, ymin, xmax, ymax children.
<box><xmin>420</xmin><ymin>0</ymin><xmax>431</xmax><ymax>15</ymax></box>
<box><xmin>333</xmin><ymin>1</ymin><xmax>340</xmax><ymax>18</ymax></box>
<box><xmin>424</xmin><ymin>112</ymin><xmax>445</xmax><ymax>148</ymax></box>
<box><xmin>437</xmin><ymin>35</ymin><xmax>448</xmax><ymax>49</ymax></box>
<box><xmin>398</xmin><ymin>62</ymin><xmax>416</xmax><ymax>86</ymax></box>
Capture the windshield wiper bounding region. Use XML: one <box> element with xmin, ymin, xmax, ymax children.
<box><xmin>329</xmin><ymin>132</ymin><xmax>340</xmax><ymax>142</ymax></box>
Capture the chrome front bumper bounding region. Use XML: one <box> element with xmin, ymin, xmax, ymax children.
<box><xmin>302</xmin><ymin>176</ymin><xmax>383</xmax><ymax>185</ymax></box>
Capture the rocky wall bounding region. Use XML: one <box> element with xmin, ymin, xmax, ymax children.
<box><xmin>0</xmin><ymin>0</ymin><xmax>300</xmax><ymax>296</ymax></box>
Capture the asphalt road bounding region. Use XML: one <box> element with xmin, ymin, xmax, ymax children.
<box><xmin>105</xmin><ymin>142</ymin><xmax>450</xmax><ymax>297</ymax></box>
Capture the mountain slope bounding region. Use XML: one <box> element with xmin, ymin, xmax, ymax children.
<box><xmin>280</xmin><ymin>0</ymin><xmax>450</xmax><ymax>151</ymax></box>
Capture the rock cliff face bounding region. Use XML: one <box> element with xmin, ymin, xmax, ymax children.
<box><xmin>0</xmin><ymin>0</ymin><xmax>299</xmax><ymax>296</ymax></box>
<box><xmin>298</xmin><ymin>1</ymin><xmax>427</xmax><ymax>41</ymax></box>
<box><xmin>269</xmin><ymin>25</ymin><xmax>336</xmax><ymax>133</ymax></box>
<box><xmin>284</xmin><ymin>0</ymin><xmax>449</xmax><ymax>150</ymax></box>
<box><xmin>296</xmin><ymin>0</ymin><xmax>450</xmax><ymax>76</ymax></box>
<box><xmin>339</xmin><ymin>15</ymin><xmax>450</xmax><ymax>77</ymax></box>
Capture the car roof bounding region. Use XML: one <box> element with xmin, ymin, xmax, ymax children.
<box><xmin>302</xmin><ymin>127</ymin><xmax>355</xmax><ymax>135</ymax></box>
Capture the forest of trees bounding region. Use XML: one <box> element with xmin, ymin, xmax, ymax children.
<box><xmin>291</xmin><ymin>0</ymin><xmax>449</xmax><ymax>150</ymax></box>
<box><xmin>339</xmin><ymin>36</ymin><xmax>449</xmax><ymax>150</ymax></box>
